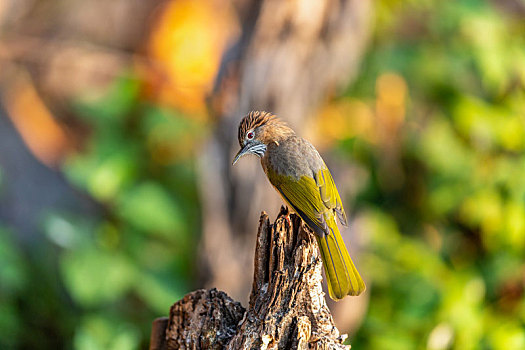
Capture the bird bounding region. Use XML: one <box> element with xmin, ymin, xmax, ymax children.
<box><xmin>232</xmin><ymin>111</ymin><xmax>365</xmax><ymax>300</ymax></box>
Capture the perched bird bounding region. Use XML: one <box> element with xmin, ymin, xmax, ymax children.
<box><xmin>232</xmin><ymin>111</ymin><xmax>365</xmax><ymax>300</ymax></box>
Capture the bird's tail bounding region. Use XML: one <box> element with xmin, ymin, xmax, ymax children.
<box><xmin>315</xmin><ymin>220</ymin><xmax>365</xmax><ymax>300</ymax></box>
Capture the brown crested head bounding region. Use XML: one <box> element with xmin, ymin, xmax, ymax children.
<box><xmin>237</xmin><ymin>111</ymin><xmax>294</xmax><ymax>146</ymax></box>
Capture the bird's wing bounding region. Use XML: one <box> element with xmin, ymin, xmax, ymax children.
<box><xmin>267</xmin><ymin>167</ymin><xmax>347</xmax><ymax>235</ymax></box>
<box><xmin>314</xmin><ymin>168</ymin><xmax>348</xmax><ymax>226</ymax></box>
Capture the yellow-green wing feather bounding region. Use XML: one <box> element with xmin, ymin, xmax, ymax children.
<box><xmin>266</xmin><ymin>167</ymin><xmax>365</xmax><ymax>299</ymax></box>
<box><xmin>268</xmin><ymin>171</ymin><xmax>326</xmax><ymax>232</ymax></box>
<box><xmin>315</xmin><ymin>168</ymin><xmax>347</xmax><ymax>226</ymax></box>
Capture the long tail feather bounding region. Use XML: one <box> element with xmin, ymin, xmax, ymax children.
<box><xmin>315</xmin><ymin>221</ymin><xmax>365</xmax><ymax>299</ymax></box>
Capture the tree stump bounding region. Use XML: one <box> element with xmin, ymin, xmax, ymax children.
<box><xmin>150</xmin><ymin>207</ymin><xmax>351</xmax><ymax>349</ymax></box>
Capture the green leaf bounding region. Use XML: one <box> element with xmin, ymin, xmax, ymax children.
<box><xmin>74</xmin><ymin>75</ymin><xmax>141</xmax><ymax>125</ymax></box>
<box><xmin>61</xmin><ymin>248</ymin><xmax>135</xmax><ymax>307</ymax></box>
<box><xmin>74</xmin><ymin>315</ymin><xmax>140</xmax><ymax>350</ymax></box>
<box><xmin>117</xmin><ymin>182</ymin><xmax>184</xmax><ymax>238</ymax></box>
<box><xmin>0</xmin><ymin>227</ymin><xmax>26</xmax><ymax>293</ymax></box>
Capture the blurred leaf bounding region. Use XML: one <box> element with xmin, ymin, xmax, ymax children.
<box><xmin>0</xmin><ymin>302</ymin><xmax>21</xmax><ymax>349</ymax></box>
<box><xmin>453</xmin><ymin>96</ymin><xmax>525</xmax><ymax>152</ymax></box>
<box><xmin>142</xmin><ymin>106</ymin><xmax>204</xmax><ymax>164</ymax></box>
<box><xmin>117</xmin><ymin>182</ymin><xmax>185</xmax><ymax>238</ymax></box>
<box><xmin>75</xmin><ymin>76</ymin><xmax>141</xmax><ymax>124</ymax></box>
<box><xmin>88</xmin><ymin>152</ymin><xmax>138</xmax><ymax>201</ymax></box>
<box><xmin>65</xmin><ymin>144</ymin><xmax>139</xmax><ymax>202</ymax></box>
<box><xmin>0</xmin><ymin>227</ymin><xmax>26</xmax><ymax>348</ymax></box>
<box><xmin>61</xmin><ymin>248</ymin><xmax>135</xmax><ymax>307</ymax></box>
<box><xmin>134</xmin><ymin>271</ymin><xmax>186</xmax><ymax>314</ymax></box>
<box><xmin>488</xmin><ymin>320</ymin><xmax>525</xmax><ymax>350</ymax></box>
<box><xmin>0</xmin><ymin>227</ymin><xmax>26</xmax><ymax>294</ymax></box>
<box><xmin>43</xmin><ymin>214</ymin><xmax>87</xmax><ymax>249</ymax></box>
<box><xmin>419</xmin><ymin>117</ymin><xmax>474</xmax><ymax>178</ymax></box>
<box><xmin>74</xmin><ymin>315</ymin><xmax>140</xmax><ymax>350</ymax></box>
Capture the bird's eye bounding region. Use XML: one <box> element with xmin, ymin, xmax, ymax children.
<box><xmin>247</xmin><ymin>131</ymin><xmax>254</xmax><ymax>140</ymax></box>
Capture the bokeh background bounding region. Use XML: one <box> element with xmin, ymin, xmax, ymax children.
<box><xmin>1</xmin><ymin>0</ymin><xmax>525</xmax><ymax>349</ymax></box>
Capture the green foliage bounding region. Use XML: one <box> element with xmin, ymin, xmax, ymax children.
<box><xmin>56</xmin><ymin>76</ymin><xmax>203</xmax><ymax>348</ymax></box>
<box><xmin>73</xmin><ymin>314</ymin><xmax>140</xmax><ymax>350</ymax></box>
<box><xmin>341</xmin><ymin>0</ymin><xmax>525</xmax><ymax>348</ymax></box>
<box><xmin>0</xmin><ymin>227</ymin><xmax>27</xmax><ymax>349</ymax></box>
<box><xmin>0</xmin><ymin>76</ymin><xmax>204</xmax><ymax>349</ymax></box>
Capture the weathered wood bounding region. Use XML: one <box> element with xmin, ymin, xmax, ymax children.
<box><xmin>165</xmin><ymin>289</ymin><xmax>246</xmax><ymax>349</ymax></box>
<box><xmin>150</xmin><ymin>207</ymin><xmax>350</xmax><ymax>349</ymax></box>
<box><xmin>150</xmin><ymin>317</ymin><xmax>169</xmax><ymax>350</ymax></box>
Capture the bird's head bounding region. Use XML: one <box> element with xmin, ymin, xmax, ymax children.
<box><xmin>232</xmin><ymin>111</ymin><xmax>293</xmax><ymax>165</ymax></box>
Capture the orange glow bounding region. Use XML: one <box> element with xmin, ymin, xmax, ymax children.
<box><xmin>144</xmin><ymin>0</ymin><xmax>239</xmax><ymax>116</ymax></box>
<box><xmin>375</xmin><ymin>72</ymin><xmax>407</xmax><ymax>145</ymax></box>
<box><xmin>2</xmin><ymin>74</ymin><xmax>72</xmax><ymax>167</ymax></box>
<box><xmin>313</xmin><ymin>99</ymin><xmax>375</xmax><ymax>148</ymax></box>
<box><xmin>311</xmin><ymin>73</ymin><xmax>408</xmax><ymax>149</ymax></box>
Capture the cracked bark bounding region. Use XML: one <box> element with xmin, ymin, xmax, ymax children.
<box><xmin>150</xmin><ymin>207</ymin><xmax>350</xmax><ymax>350</ymax></box>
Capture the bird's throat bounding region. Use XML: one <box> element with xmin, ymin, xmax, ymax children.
<box><xmin>250</xmin><ymin>143</ymin><xmax>267</xmax><ymax>157</ymax></box>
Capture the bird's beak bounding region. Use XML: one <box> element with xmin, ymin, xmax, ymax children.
<box><xmin>232</xmin><ymin>143</ymin><xmax>251</xmax><ymax>165</ymax></box>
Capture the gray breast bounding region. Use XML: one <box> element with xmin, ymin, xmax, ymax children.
<box><xmin>266</xmin><ymin>136</ymin><xmax>325</xmax><ymax>179</ymax></box>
